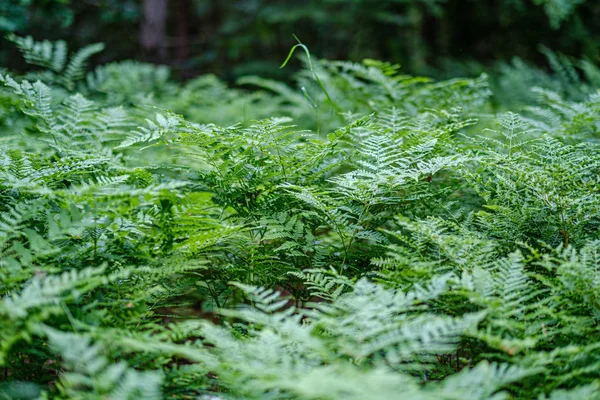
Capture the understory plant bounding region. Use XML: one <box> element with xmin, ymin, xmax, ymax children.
<box><xmin>0</xmin><ymin>35</ymin><xmax>599</xmax><ymax>400</ymax></box>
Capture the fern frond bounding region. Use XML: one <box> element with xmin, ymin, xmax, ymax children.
<box><xmin>62</xmin><ymin>43</ymin><xmax>105</xmax><ymax>89</ymax></box>
<box><xmin>44</xmin><ymin>327</ymin><xmax>163</xmax><ymax>400</ymax></box>
<box><xmin>7</xmin><ymin>34</ymin><xmax>68</xmax><ymax>73</ymax></box>
<box><xmin>116</xmin><ymin>112</ymin><xmax>180</xmax><ymax>149</ymax></box>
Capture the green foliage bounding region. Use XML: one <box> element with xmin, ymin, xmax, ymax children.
<box><xmin>532</xmin><ymin>0</ymin><xmax>586</xmax><ymax>28</ymax></box>
<box><xmin>2</xmin><ymin>0</ymin><xmax>599</xmax><ymax>81</ymax></box>
<box><xmin>7</xmin><ymin>34</ymin><xmax>104</xmax><ymax>90</ymax></box>
<box><xmin>1</xmin><ymin>35</ymin><xmax>599</xmax><ymax>400</ymax></box>
<box><xmin>45</xmin><ymin>327</ymin><xmax>163</xmax><ymax>400</ymax></box>
<box><xmin>0</xmin><ymin>1</ymin><xmax>75</xmax><ymax>33</ymax></box>
<box><xmin>492</xmin><ymin>46</ymin><xmax>600</xmax><ymax>108</ymax></box>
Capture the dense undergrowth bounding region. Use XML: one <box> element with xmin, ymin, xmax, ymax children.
<box><xmin>0</xmin><ymin>35</ymin><xmax>599</xmax><ymax>400</ymax></box>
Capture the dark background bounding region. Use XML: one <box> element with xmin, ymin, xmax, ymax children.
<box><xmin>1</xmin><ymin>0</ymin><xmax>599</xmax><ymax>81</ymax></box>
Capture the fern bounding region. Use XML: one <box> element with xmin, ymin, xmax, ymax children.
<box><xmin>532</xmin><ymin>0</ymin><xmax>585</xmax><ymax>28</ymax></box>
<box><xmin>8</xmin><ymin>34</ymin><xmax>104</xmax><ymax>90</ymax></box>
<box><xmin>1</xmin><ymin>35</ymin><xmax>600</xmax><ymax>400</ymax></box>
<box><xmin>44</xmin><ymin>327</ymin><xmax>163</xmax><ymax>400</ymax></box>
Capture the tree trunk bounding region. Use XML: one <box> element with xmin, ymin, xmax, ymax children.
<box><xmin>174</xmin><ymin>0</ymin><xmax>192</xmax><ymax>76</ymax></box>
<box><xmin>141</xmin><ymin>0</ymin><xmax>168</xmax><ymax>62</ymax></box>
<box><xmin>407</xmin><ymin>3</ymin><xmax>426</xmax><ymax>72</ymax></box>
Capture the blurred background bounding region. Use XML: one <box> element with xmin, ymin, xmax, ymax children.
<box><xmin>1</xmin><ymin>0</ymin><xmax>599</xmax><ymax>81</ymax></box>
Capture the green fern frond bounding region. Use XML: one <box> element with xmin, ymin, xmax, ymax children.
<box><xmin>7</xmin><ymin>34</ymin><xmax>68</xmax><ymax>73</ymax></box>
<box><xmin>44</xmin><ymin>327</ymin><xmax>163</xmax><ymax>400</ymax></box>
<box><xmin>8</xmin><ymin>34</ymin><xmax>104</xmax><ymax>90</ymax></box>
<box><xmin>116</xmin><ymin>112</ymin><xmax>180</xmax><ymax>149</ymax></box>
<box><xmin>289</xmin><ymin>267</ymin><xmax>354</xmax><ymax>300</ymax></box>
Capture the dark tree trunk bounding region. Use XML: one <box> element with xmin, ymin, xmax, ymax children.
<box><xmin>407</xmin><ymin>3</ymin><xmax>426</xmax><ymax>72</ymax></box>
<box><xmin>141</xmin><ymin>0</ymin><xmax>168</xmax><ymax>63</ymax></box>
<box><xmin>174</xmin><ymin>0</ymin><xmax>192</xmax><ymax>76</ymax></box>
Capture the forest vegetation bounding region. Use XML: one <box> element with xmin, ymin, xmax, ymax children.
<box><xmin>1</xmin><ymin>1</ymin><xmax>600</xmax><ymax>399</ymax></box>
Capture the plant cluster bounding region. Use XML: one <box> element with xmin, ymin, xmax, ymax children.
<box><xmin>2</xmin><ymin>0</ymin><xmax>599</xmax><ymax>81</ymax></box>
<box><xmin>0</xmin><ymin>36</ymin><xmax>599</xmax><ymax>399</ymax></box>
